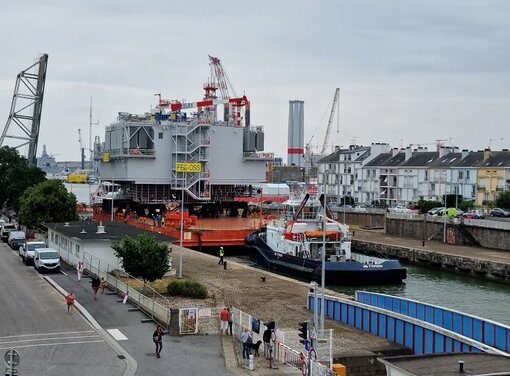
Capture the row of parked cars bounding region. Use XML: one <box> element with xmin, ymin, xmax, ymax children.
<box><xmin>0</xmin><ymin>220</ymin><xmax>61</xmax><ymax>273</ymax></box>
<box><xmin>426</xmin><ymin>207</ymin><xmax>510</xmax><ymax>219</ymax></box>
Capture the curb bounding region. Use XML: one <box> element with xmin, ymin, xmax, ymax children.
<box><xmin>44</xmin><ymin>276</ymin><xmax>138</xmax><ymax>376</ymax></box>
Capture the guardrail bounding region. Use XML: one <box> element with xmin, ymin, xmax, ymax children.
<box><xmin>355</xmin><ymin>291</ymin><xmax>510</xmax><ymax>354</ymax></box>
<box><xmin>77</xmin><ymin>251</ymin><xmax>172</xmax><ymax>328</ymax></box>
<box><xmin>310</xmin><ymin>293</ymin><xmax>509</xmax><ymax>357</ymax></box>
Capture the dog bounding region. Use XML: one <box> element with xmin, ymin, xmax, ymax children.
<box><xmin>248</xmin><ymin>340</ymin><xmax>262</xmax><ymax>356</ymax></box>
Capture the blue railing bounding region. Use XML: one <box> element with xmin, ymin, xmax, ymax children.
<box><xmin>355</xmin><ymin>291</ymin><xmax>510</xmax><ymax>354</ymax></box>
<box><xmin>309</xmin><ymin>293</ymin><xmax>509</xmax><ymax>357</ymax></box>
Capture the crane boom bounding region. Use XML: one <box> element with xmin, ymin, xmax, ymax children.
<box><xmin>209</xmin><ymin>55</ymin><xmax>237</xmax><ymax>99</ymax></box>
<box><xmin>320</xmin><ymin>88</ymin><xmax>340</xmax><ymax>155</ymax></box>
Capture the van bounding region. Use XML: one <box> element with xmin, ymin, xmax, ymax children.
<box><xmin>33</xmin><ymin>248</ymin><xmax>60</xmax><ymax>273</ymax></box>
<box><xmin>1</xmin><ymin>223</ymin><xmax>17</xmax><ymax>242</ymax></box>
<box><xmin>8</xmin><ymin>230</ymin><xmax>26</xmax><ymax>250</ymax></box>
<box><xmin>19</xmin><ymin>240</ymin><xmax>47</xmax><ymax>265</ymax></box>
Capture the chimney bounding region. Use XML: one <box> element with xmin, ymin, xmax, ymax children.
<box><xmin>461</xmin><ymin>149</ymin><xmax>469</xmax><ymax>159</ymax></box>
<box><xmin>335</xmin><ymin>146</ymin><xmax>340</xmax><ymax>152</ymax></box>
<box><xmin>483</xmin><ymin>148</ymin><xmax>492</xmax><ymax>161</ymax></box>
<box><xmin>405</xmin><ymin>147</ymin><xmax>412</xmax><ymax>161</ymax></box>
<box><xmin>439</xmin><ymin>146</ymin><xmax>449</xmax><ymax>158</ymax></box>
<box><xmin>392</xmin><ymin>148</ymin><xmax>399</xmax><ymax>157</ymax></box>
<box><xmin>96</xmin><ymin>221</ymin><xmax>106</xmax><ymax>234</ymax></box>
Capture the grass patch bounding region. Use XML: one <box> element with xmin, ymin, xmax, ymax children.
<box><xmin>167</xmin><ymin>279</ymin><xmax>208</xmax><ymax>299</ymax></box>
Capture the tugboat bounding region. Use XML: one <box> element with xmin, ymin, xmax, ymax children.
<box><xmin>245</xmin><ymin>190</ymin><xmax>406</xmax><ymax>285</ymax></box>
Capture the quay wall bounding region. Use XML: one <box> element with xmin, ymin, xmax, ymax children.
<box><xmin>385</xmin><ymin>217</ymin><xmax>510</xmax><ymax>251</ymax></box>
<box><xmin>352</xmin><ymin>239</ymin><xmax>510</xmax><ymax>283</ymax></box>
<box><xmin>333</xmin><ymin>212</ymin><xmax>385</xmax><ymax>228</ymax></box>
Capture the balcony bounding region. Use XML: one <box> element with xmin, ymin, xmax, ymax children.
<box><xmin>477</xmin><ymin>185</ymin><xmax>486</xmax><ymax>191</ymax></box>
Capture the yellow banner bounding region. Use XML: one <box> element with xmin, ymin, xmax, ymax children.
<box><xmin>176</xmin><ymin>162</ymin><xmax>202</xmax><ymax>173</ymax></box>
<box><xmin>102</xmin><ymin>152</ymin><xmax>110</xmax><ymax>162</ymax></box>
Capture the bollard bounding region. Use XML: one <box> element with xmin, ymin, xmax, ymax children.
<box><xmin>249</xmin><ymin>354</ymin><xmax>254</xmax><ymax>370</ymax></box>
<box><xmin>224</xmin><ymin>261</ymin><xmax>227</xmax><ymax>270</ymax></box>
<box><xmin>422</xmin><ymin>240</ymin><xmax>425</xmax><ymax>247</ymax></box>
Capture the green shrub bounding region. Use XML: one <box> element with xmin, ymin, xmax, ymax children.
<box><xmin>167</xmin><ymin>279</ymin><xmax>208</xmax><ymax>299</ymax></box>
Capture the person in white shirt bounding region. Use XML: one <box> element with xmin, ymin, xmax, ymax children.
<box><xmin>240</xmin><ymin>328</ymin><xmax>252</xmax><ymax>359</ymax></box>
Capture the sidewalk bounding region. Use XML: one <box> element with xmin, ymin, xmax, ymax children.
<box><xmin>51</xmin><ymin>263</ymin><xmax>226</xmax><ymax>376</ymax></box>
<box><xmin>353</xmin><ymin>228</ymin><xmax>510</xmax><ymax>265</ymax></box>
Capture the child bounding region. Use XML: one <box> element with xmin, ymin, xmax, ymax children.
<box><xmin>100</xmin><ymin>277</ymin><xmax>107</xmax><ymax>294</ymax></box>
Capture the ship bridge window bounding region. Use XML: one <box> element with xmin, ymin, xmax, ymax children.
<box><xmin>129</xmin><ymin>126</ymin><xmax>154</xmax><ymax>150</ymax></box>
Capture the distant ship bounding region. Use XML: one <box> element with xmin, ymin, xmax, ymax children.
<box><xmin>245</xmin><ymin>188</ymin><xmax>407</xmax><ymax>285</ymax></box>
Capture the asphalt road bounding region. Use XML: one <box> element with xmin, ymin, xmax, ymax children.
<box><xmin>0</xmin><ymin>242</ymin><xmax>126</xmax><ymax>376</ymax></box>
<box><xmin>52</xmin><ymin>263</ymin><xmax>227</xmax><ymax>376</ymax></box>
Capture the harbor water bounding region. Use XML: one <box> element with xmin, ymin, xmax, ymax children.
<box><xmin>330</xmin><ymin>263</ymin><xmax>510</xmax><ymax>327</ymax></box>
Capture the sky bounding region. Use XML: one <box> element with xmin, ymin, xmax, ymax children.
<box><xmin>1</xmin><ymin>0</ymin><xmax>509</xmax><ymax>162</ymax></box>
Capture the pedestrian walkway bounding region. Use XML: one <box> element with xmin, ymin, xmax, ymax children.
<box><xmin>50</xmin><ymin>263</ymin><xmax>226</xmax><ymax>376</ymax></box>
<box><xmin>353</xmin><ymin>228</ymin><xmax>510</xmax><ymax>265</ymax></box>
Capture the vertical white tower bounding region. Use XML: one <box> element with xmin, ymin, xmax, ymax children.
<box><xmin>287</xmin><ymin>100</ymin><xmax>304</xmax><ymax>166</ymax></box>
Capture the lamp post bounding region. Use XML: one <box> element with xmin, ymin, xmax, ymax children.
<box><xmin>320</xmin><ymin>188</ymin><xmax>326</xmax><ymax>339</ymax></box>
<box><xmin>110</xmin><ymin>170</ymin><xmax>115</xmax><ymax>222</ymax></box>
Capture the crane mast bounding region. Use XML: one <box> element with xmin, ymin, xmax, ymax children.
<box><xmin>320</xmin><ymin>88</ymin><xmax>340</xmax><ymax>155</ymax></box>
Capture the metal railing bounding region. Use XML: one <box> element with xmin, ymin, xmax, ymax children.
<box><xmin>78</xmin><ymin>251</ymin><xmax>172</xmax><ymax>328</ymax></box>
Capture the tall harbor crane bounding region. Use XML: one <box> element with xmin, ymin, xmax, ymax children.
<box><xmin>320</xmin><ymin>88</ymin><xmax>340</xmax><ymax>155</ymax></box>
<box><xmin>0</xmin><ymin>54</ymin><xmax>49</xmax><ymax>166</ymax></box>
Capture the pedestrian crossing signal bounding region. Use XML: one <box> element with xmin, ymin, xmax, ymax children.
<box><xmin>298</xmin><ymin>321</ymin><xmax>308</xmax><ymax>344</ymax></box>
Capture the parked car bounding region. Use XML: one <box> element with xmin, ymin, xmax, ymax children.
<box><xmin>8</xmin><ymin>230</ymin><xmax>26</xmax><ymax>250</ymax></box>
<box><xmin>1</xmin><ymin>223</ymin><xmax>17</xmax><ymax>242</ymax></box>
<box><xmin>391</xmin><ymin>205</ymin><xmax>412</xmax><ymax>213</ymax></box>
<box><xmin>19</xmin><ymin>240</ymin><xmax>47</xmax><ymax>265</ymax></box>
<box><xmin>33</xmin><ymin>248</ymin><xmax>60</xmax><ymax>273</ymax></box>
<box><xmin>354</xmin><ymin>205</ymin><xmax>368</xmax><ymax>212</ymax></box>
<box><xmin>490</xmin><ymin>208</ymin><xmax>510</xmax><ymax>217</ymax></box>
<box><xmin>427</xmin><ymin>207</ymin><xmax>445</xmax><ymax>216</ymax></box>
<box><xmin>463</xmin><ymin>210</ymin><xmax>486</xmax><ymax>219</ymax></box>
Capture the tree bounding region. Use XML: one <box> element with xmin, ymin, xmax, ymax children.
<box><xmin>0</xmin><ymin>146</ymin><xmax>27</xmax><ymax>208</ymax></box>
<box><xmin>18</xmin><ymin>180</ymin><xmax>78</xmax><ymax>228</ymax></box>
<box><xmin>112</xmin><ymin>233</ymin><xmax>171</xmax><ymax>284</ymax></box>
<box><xmin>6</xmin><ymin>165</ymin><xmax>46</xmax><ymax>212</ymax></box>
<box><xmin>496</xmin><ymin>191</ymin><xmax>510</xmax><ymax>209</ymax></box>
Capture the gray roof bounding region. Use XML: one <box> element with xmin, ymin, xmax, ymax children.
<box><xmin>379</xmin><ymin>353</ymin><xmax>510</xmax><ymax>376</ymax></box>
<box><xmin>319</xmin><ymin>146</ymin><xmax>371</xmax><ymax>164</ymax></box>
<box><xmin>364</xmin><ymin>152</ymin><xmax>393</xmax><ymax>167</ymax></box>
<box><xmin>429</xmin><ymin>152</ymin><xmax>463</xmax><ymax>168</ymax></box>
<box><xmin>401</xmin><ymin>152</ymin><xmax>438</xmax><ymax>167</ymax></box>
<box><xmin>43</xmin><ymin>221</ymin><xmax>174</xmax><ymax>242</ymax></box>
<box><xmin>477</xmin><ymin>150</ymin><xmax>510</xmax><ymax>168</ymax></box>
<box><xmin>456</xmin><ymin>151</ymin><xmax>484</xmax><ymax>168</ymax></box>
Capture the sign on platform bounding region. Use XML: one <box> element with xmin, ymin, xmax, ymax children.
<box><xmin>304</xmin><ymin>339</ymin><xmax>311</xmax><ymax>351</ymax></box>
<box><xmin>102</xmin><ymin>152</ymin><xmax>110</xmax><ymax>162</ymax></box>
<box><xmin>4</xmin><ymin>349</ymin><xmax>20</xmax><ymax>367</ymax></box>
<box><xmin>198</xmin><ymin>308</ymin><xmax>211</xmax><ymax>317</ymax></box>
<box><xmin>176</xmin><ymin>162</ymin><xmax>201</xmax><ymax>173</ymax></box>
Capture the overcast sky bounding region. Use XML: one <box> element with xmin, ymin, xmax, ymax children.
<box><xmin>1</xmin><ymin>0</ymin><xmax>509</xmax><ymax>162</ymax></box>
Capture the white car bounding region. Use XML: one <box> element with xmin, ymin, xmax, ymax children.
<box><xmin>392</xmin><ymin>205</ymin><xmax>411</xmax><ymax>213</ymax></box>
<box><xmin>19</xmin><ymin>240</ymin><xmax>47</xmax><ymax>265</ymax></box>
<box><xmin>34</xmin><ymin>248</ymin><xmax>60</xmax><ymax>273</ymax></box>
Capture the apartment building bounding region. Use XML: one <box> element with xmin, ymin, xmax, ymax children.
<box><xmin>476</xmin><ymin>150</ymin><xmax>510</xmax><ymax>206</ymax></box>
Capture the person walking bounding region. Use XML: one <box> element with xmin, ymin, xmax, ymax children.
<box><xmin>66</xmin><ymin>291</ymin><xmax>75</xmax><ymax>314</ymax></box>
<box><xmin>76</xmin><ymin>261</ymin><xmax>84</xmax><ymax>281</ymax></box>
<box><xmin>263</xmin><ymin>325</ymin><xmax>272</xmax><ymax>359</ymax></box>
<box><xmin>219</xmin><ymin>307</ymin><xmax>229</xmax><ymax>335</ymax></box>
<box><xmin>91</xmin><ymin>275</ymin><xmax>100</xmax><ymax>300</ymax></box>
<box><xmin>240</xmin><ymin>328</ymin><xmax>252</xmax><ymax>359</ymax></box>
<box><xmin>153</xmin><ymin>325</ymin><xmax>164</xmax><ymax>358</ymax></box>
<box><xmin>218</xmin><ymin>246</ymin><xmax>224</xmax><ymax>265</ymax></box>
<box><xmin>227</xmin><ymin>306</ymin><xmax>233</xmax><ymax>336</ymax></box>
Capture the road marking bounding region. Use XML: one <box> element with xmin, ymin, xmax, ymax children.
<box><xmin>0</xmin><ymin>339</ymin><xmax>104</xmax><ymax>350</ymax></box>
<box><xmin>107</xmin><ymin>329</ymin><xmax>128</xmax><ymax>341</ymax></box>
<box><xmin>60</xmin><ymin>270</ymin><xmax>67</xmax><ymax>276</ymax></box>
<box><xmin>0</xmin><ymin>330</ymin><xmax>95</xmax><ymax>340</ymax></box>
<box><xmin>0</xmin><ymin>335</ymin><xmax>100</xmax><ymax>345</ymax></box>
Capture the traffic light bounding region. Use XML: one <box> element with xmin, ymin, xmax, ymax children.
<box><xmin>298</xmin><ymin>321</ymin><xmax>308</xmax><ymax>344</ymax></box>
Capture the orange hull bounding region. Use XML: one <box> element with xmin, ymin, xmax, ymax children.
<box><xmin>93</xmin><ymin>213</ymin><xmax>263</xmax><ymax>248</ymax></box>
